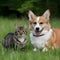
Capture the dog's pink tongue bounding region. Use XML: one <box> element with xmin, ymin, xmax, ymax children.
<box><xmin>36</xmin><ymin>31</ymin><xmax>40</xmax><ymax>35</ymax></box>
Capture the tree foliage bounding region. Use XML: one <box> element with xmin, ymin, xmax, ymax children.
<box><xmin>0</xmin><ymin>0</ymin><xmax>60</xmax><ymax>17</ymax></box>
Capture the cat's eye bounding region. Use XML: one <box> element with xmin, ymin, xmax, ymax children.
<box><xmin>23</xmin><ymin>31</ymin><xmax>24</xmax><ymax>32</ymax></box>
<box><xmin>18</xmin><ymin>31</ymin><xmax>19</xmax><ymax>32</ymax></box>
<box><xmin>33</xmin><ymin>22</ymin><xmax>37</xmax><ymax>24</ymax></box>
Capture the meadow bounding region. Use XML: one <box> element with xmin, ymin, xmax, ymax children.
<box><xmin>0</xmin><ymin>17</ymin><xmax>60</xmax><ymax>60</ymax></box>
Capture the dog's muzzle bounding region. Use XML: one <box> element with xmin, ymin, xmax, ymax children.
<box><xmin>33</xmin><ymin>26</ymin><xmax>45</xmax><ymax>37</ymax></box>
<box><xmin>36</xmin><ymin>27</ymin><xmax>39</xmax><ymax>31</ymax></box>
<box><xmin>35</xmin><ymin>27</ymin><xmax>43</xmax><ymax>33</ymax></box>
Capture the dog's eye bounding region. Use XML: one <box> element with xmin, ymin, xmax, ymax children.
<box><xmin>33</xmin><ymin>22</ymin><xmax>37</xmax><ymax>24</ymax></box>
<box><xmin>39</xmin><ymin>22</ymin><xmax>43</xmax><ymax>24</ymax></box>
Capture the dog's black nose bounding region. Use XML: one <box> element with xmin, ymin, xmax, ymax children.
<box><xmin>36</xmin><ymin>27</ymin><xmax>39</xmax><ymax>31</ymax></box>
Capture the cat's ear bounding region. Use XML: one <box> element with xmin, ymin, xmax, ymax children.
<box><xmin>24</xmin><ymin>24</ymin><xmax>27</xmax><ymax>30</ymax></box>
<box><xmin>14</xmin><ymin>24</ymin><xmax>19</xmax><ymax>30</ymax></box>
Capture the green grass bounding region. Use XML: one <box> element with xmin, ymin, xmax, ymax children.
<box><xmin>0</xmin><ymin>17</ymin><xmax>60</xmax><ymax>60</ymax></box>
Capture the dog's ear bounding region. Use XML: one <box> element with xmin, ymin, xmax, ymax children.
<box><xmin>28</xmin><ymin>10</ymin><xmax>36</xmax><ymax>21</ymax></box>
<box><xmin>43</xmin><ymin>9</ymin><xmax>50</xmax><ymax>20</ymax></box>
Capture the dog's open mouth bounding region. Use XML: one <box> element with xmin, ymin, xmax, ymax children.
<box><xmin>34</xmin><ymin>28</ymin><xmax>44</xmax><ymax>37</ymax></box>
<box><xmin>33</xmin><ymin>31</ymin><xmax>44</xmax><ymax>37</ymax></box>
<box><xmin>33</xmin><ymin>31</ymin><xmax>41</xmax><ymax>37</ymax></box>
<box><xmin>35</xmin><ymin>31</ymin><xmax>41</xmax><ymax>35</ymax></box>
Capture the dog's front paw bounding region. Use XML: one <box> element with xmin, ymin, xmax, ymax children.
<box><xmin>42</xmin><ymin>47</ymin><xmax>48</xmax><ymax>52</ymax></box>
<box><xmin>33</xmin><ymin>48</ymin><xmax>37</xmax><ymax>52</ymax></box>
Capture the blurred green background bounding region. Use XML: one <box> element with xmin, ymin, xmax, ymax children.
<box><xmin>0</xmin><ymin>0</ymin><xmax>60</xmax><ymax>18</ymax></box>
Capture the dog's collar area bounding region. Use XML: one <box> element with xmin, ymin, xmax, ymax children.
<box><xmin>33</xmin><ymin>34</ymin><xmax>45</xmax><ymax>37</ymax></box>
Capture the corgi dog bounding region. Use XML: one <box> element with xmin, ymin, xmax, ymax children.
<box><xmin>2</xmin><ymin>25</ymin><xmax>27</xmax><ymax>49</ymax></box>
<box><xmin>28</xmin><ymin>10</ymin><xmax>60</xmax><ymax>52</ymax></box>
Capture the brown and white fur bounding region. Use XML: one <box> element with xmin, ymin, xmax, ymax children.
<box><xmin>2</xmin><ymin>25</ymin><xmax>27</xmax><ymax>49</ymax></box>
<box><xmin>28</xmin><ymin>9</ymin><xmax>60</xmax><ymax>52</ymax></box>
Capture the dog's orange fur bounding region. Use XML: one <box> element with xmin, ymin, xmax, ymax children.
<box><xmin>29</xmin><ymin>10</ymin><xmax>60</xmax><ymax>50</ymax></box>
<box><xmin>46</xmin><ymin>28</ymin><xmax>60</xmax><ymax>49</ymax></box>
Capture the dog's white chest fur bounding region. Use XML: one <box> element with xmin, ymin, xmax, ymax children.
<box><xmin>30</xmin><ymin>29</ymin><xmax>52</xmax><ymax>49</ymax></box>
